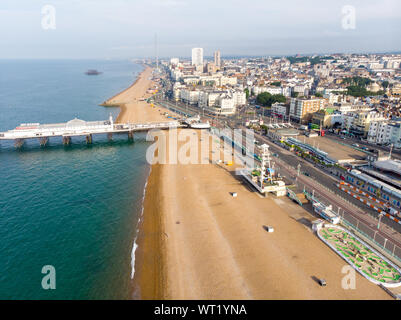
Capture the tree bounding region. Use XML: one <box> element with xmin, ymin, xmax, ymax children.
<box><xmin>244</xmin><ymin>88</ymin><xmax>250</xmax><ymax>99</ymax></box>
<box><xmin>382</xmin><ymin>81</ymin><xmax>389</xmax><ymax>89</ymax></box>
<box><xmin>291</xmin><ymin>92</ymin><xmax>299</xmax><ymax>98</ymax></box>
<box><xmin>315</xmin><ymin>92</ymin><xmax>323</xmax><ymax>97</ymax></box>
<box><xmin>272</xmin><ymin>94</ymin><xmax>286</xmax><ymax>104</ymax></box>
<box><xmin>256</xmin><ymin>92</ymin><xmax>286</xmax><ymax>107</ymax></box>
<box><xmin>271</xmin><ymin>81</ymin><xmax>281</xmax><ymax>87</ymax></box>
<box><xmin>256</xmin><ymin>92</ymin><xmax>272</xmax><ymax>106</ymax></box>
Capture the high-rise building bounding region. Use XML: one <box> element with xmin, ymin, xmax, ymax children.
<box><xmin>192</xmin><ymin>48</ymin><xmax>203</xmax><ymax>66</ymax></box>
<box><xmin>214</xmin><ymin>50</ymin><xmax>221</xmax><ymax>68</ymax></box>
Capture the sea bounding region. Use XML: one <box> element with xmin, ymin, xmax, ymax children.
<box><xmin>0</xmin><ymin>59</ymin><xmax>151</xmax><ymax>299</ymax></box>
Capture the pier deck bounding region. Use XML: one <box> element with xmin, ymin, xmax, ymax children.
<box><xmin>0</xmin><ymin>117</ymin><xmax>183</xmax><ymax>146</ymax></box>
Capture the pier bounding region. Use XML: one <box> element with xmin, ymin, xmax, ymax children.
<box><xmin>0</xmin><ymin>115</ymin><xmax>182</xmax><ymax>148</ymax></box>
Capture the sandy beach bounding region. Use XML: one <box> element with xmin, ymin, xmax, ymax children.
<box><xmin>102</xmin><ymin>65</ymin><xmax>169</xmax><ymax>124</ymax></box>
<box><xmin>106</xmin><ymin>66</ymin><xmax>391</xmax><ymax>300</ymax></box>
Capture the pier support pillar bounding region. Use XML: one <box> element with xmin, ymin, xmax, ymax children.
<box><xmin>128</xmin><ymin>131</ymin><xmax>134</xmax><ymax>141</ymax></box>
<box><xmin>86</xmin><ymin>134</ymin><xmax>93</xmax><ymax>145</ymax></box>
<box><xmin>107</xmin><ymin>133</ymin><xmax>113</xmax><ymax>142</ymax></box>
<box><xmin>15</xmin><ymin>139</ymin><xmax>25</xmax><ymax>148</ymax></box>
<box><xmin>39</xmin><ymin>137</ymin><xmax>49</xmax><ymax>147</ymax></box>
<box><xmin>63</xmin><ymin>136</ymin><xmax>71</xmax><ymax>146</ymax></box>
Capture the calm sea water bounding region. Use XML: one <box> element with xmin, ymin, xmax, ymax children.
<box><xmin>0</xmin><ymin>60</ymin><xmax>150</xmax><ymax>299</ymax></box>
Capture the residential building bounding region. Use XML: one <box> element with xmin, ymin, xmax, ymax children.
<box><xmin>350</xmin><ymin>111</ymin><xmax>386</xmax><ymax>138</ymax></box>
<box><xmin>271</xmin><ymin>103</ymin><xmax>288</xmax><ymax>119</ymax></box>
<box><xmin>368</xmin><ymin>120</ymin><xmax>401</xmax><ymax>147</ymax></box>
<box><xmin>191</xmin><ymin>48</ymin><xmax>204</xmax><ymax>66</ymax></box>
<box><xmin>289</xmin><ymin>97</ymin><xmax>325</xmax><ymax>123</ymax></box>
<box><xmin>214</xmin><ymin>50</ymin><xmax>221</xmax><ymax>68</ymax></box>
<box><xmin>180</xmin><ymin>89</ymin><xmax>200</xmax><ymax>105</ymax></box>
<box><xmin>311</xmin><ymin>109</ymin><xmax>337</xmax><ymax>128</ymax></box>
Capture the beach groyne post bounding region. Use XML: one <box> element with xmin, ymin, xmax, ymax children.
<box><xmin>86</xmin><ymin>134</ymin><xmax>93</xmax><ymax>145</ymax></box>
<box><xmin>62</xmin><ymin>136</ymin><xmax>71</xmax><ymax>146</ymax></box>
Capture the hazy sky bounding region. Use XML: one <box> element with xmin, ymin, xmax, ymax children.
<box><xmin>1</xmin><ymin>0</ymin><xmax>400</xmax><ymax>59</ymax></box>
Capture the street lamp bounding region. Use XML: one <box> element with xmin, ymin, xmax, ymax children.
<box><xmin>377</xmin><ymin>213</ymin><xmax>385</xmax><ymax>229</ymax></box>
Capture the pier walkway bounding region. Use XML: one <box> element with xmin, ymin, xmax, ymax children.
<box><xmin>0</xmin><ymin>115</ymin><xmax>182</xmax><ymax>147</ymax></box>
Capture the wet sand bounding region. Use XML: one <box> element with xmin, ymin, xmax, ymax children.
<box><xmin>106</xmin><ymin>66</ymin><xmax>391</xmax><ymax>300</ymax></box>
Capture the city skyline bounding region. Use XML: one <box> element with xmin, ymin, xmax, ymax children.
<box><xmin>0</xmin><ymin>0</ymin><xmax>400</xmax><ymax>59</ymax></box>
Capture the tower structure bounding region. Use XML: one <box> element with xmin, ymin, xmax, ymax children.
<box><xmin>214</xmin><ymin>50</ymin><xmax>221</xmax><ymax>68</ymax></box>
<box><xmin>259</xmin><ymin>144</ymin><xmax>273</xmax><ymax>188</ymax></box>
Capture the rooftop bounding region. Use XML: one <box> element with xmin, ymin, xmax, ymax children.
<box><xmin>373</xmin><ymin>159</ymin><xmax>401</xmax><ymax>176</ymax></box>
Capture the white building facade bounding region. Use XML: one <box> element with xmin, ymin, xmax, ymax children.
<box><xmin>192</xmin><ymin>48</ymin><xmax>204</xmax><ymax>66</ymax></box>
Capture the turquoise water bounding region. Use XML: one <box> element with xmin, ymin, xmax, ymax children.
<box><xmin>0</xmin><ymin>60</ymin><xmax>150</xmax><ymax>299</ymax></box>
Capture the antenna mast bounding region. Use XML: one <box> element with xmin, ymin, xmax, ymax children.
<box><xmin>155</xmin><ymin>33</ymin><xmax>159</xmax><ymax>72</ymax></box>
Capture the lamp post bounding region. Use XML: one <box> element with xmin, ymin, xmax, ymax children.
<box><xmin>377</xmin><ymin>213</ymin><xmax>385</xmax><ymax>229</ymax></box>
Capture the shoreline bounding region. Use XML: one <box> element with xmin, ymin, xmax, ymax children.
<box><xmin>132</xmin><ymin>164</ymin><xmax>166</xmax><ymax>299</ymax></box>
<box><xmin>100</xmin><ymin>63</ymin><xmax>146</xmax><ymax>106</ymax></box>
<box><xmin>102</xmin><ymin>64</ymin><xmax>169</xmax><ymax>299</ymax></box>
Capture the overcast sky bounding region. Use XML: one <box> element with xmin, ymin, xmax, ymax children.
<box><xmin>1</xmin><ymin>0</ymin><xmax>400</xmax><ymax>59</ymax></box>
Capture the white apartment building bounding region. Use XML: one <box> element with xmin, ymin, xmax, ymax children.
<box><xmin>219</xmin><ymin>93</ymin><xmax>236</xmax><ymax>114</ymax></box>
<box><xmin>323</xmin><ymin>88</ymin><xmax>347</xmax><ymax>95</ymax></box>
<box><xmin>271</xmin><ymin>103</ymin><xmax>288</xmax><ymax>118</ymax></box>
<box><xmin>252</xmin><ymin>85</ymin><xmax>291</xmax><ymax>97</ymax></box>
<box><xmin>181</xmin><ymin>74</ymin><xmax>237</xmax><ymax>87</ymax></box>
<box><xmin>323</xmin><ymin>93</ymin><xmax>347</xmax><ymax>105</ymax></box>
<box><xmin>198</xmin><ymin>89</ymin><xmax>244</xmax><ymax>115</ymax></box>
<box><xmin>368</xmin><ymin>120</ymin><xmax>401</xmax><ymax>147</ymax></box>
<box><xmin>344</xmin><ymin>110</ymin><xmax>387</xmax><ymax>137</ymax></box>
<box><xmin>180</xmin><ymin>89</ymin><xmax>200</xmax><ymax>105</ymax></box>
<box><xmin>252</xmin><ymin>86</ymin><xmax>282</xmax><ymax>96</ymax></box>
<box><xmin>198</xmin><ymin>91</ymin><xmax>221</xmax><ymax>109</ymax></box>
<box><xmin>293</xmin><ymin>84</ymin><xmax>310</xmax><ymax>97</ymax></box>
<box><xmin>368</xmin><ymin>120</ymin><xmax>391</xmax><ymax>145</ymax></box>
<box><xmin>233</xmin><ymin>90</ymin><xmax>246</xmax><ymax>106</ymax></box>
<box><xmin>342</xmin><ymin>113</ymin><xmax>356</xmax><ymax>131</ymax></box>
<box><xmin>281</xmin><ymin>86</ymin><xmax>292</xmax><ymax>97</ymax></box>
<box><xmin>170</xmin><ymin>58</ymin><xmax>179</xmax><ymax>65</ymax></box>
<box><xmin>173</xmin><ymin>83</ymin><xmax>185</xmax><ymax>100</ymax></box>
<box><xmin>390</xmin><ymin>123</ymin><xmax>401</xmax><ymax>148</ymax></box>
<box><xmin>334</xmin><ymin>103</ymin><xmax>372</xmax><ymax>114</ymax></box>
<box><xmin>192</xmin><ymin>48</ymin><xmax>204</xmax><ymax>66</ymax></box>
<box><xmin>220</xmin><ymin>76</ymin><xmax>237</xmax><ymax>86</ymax></box>
<box><xmin>214</xmin><ymin>50</ymin><xmax>221</xmax><ymax>68</ymax></box>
